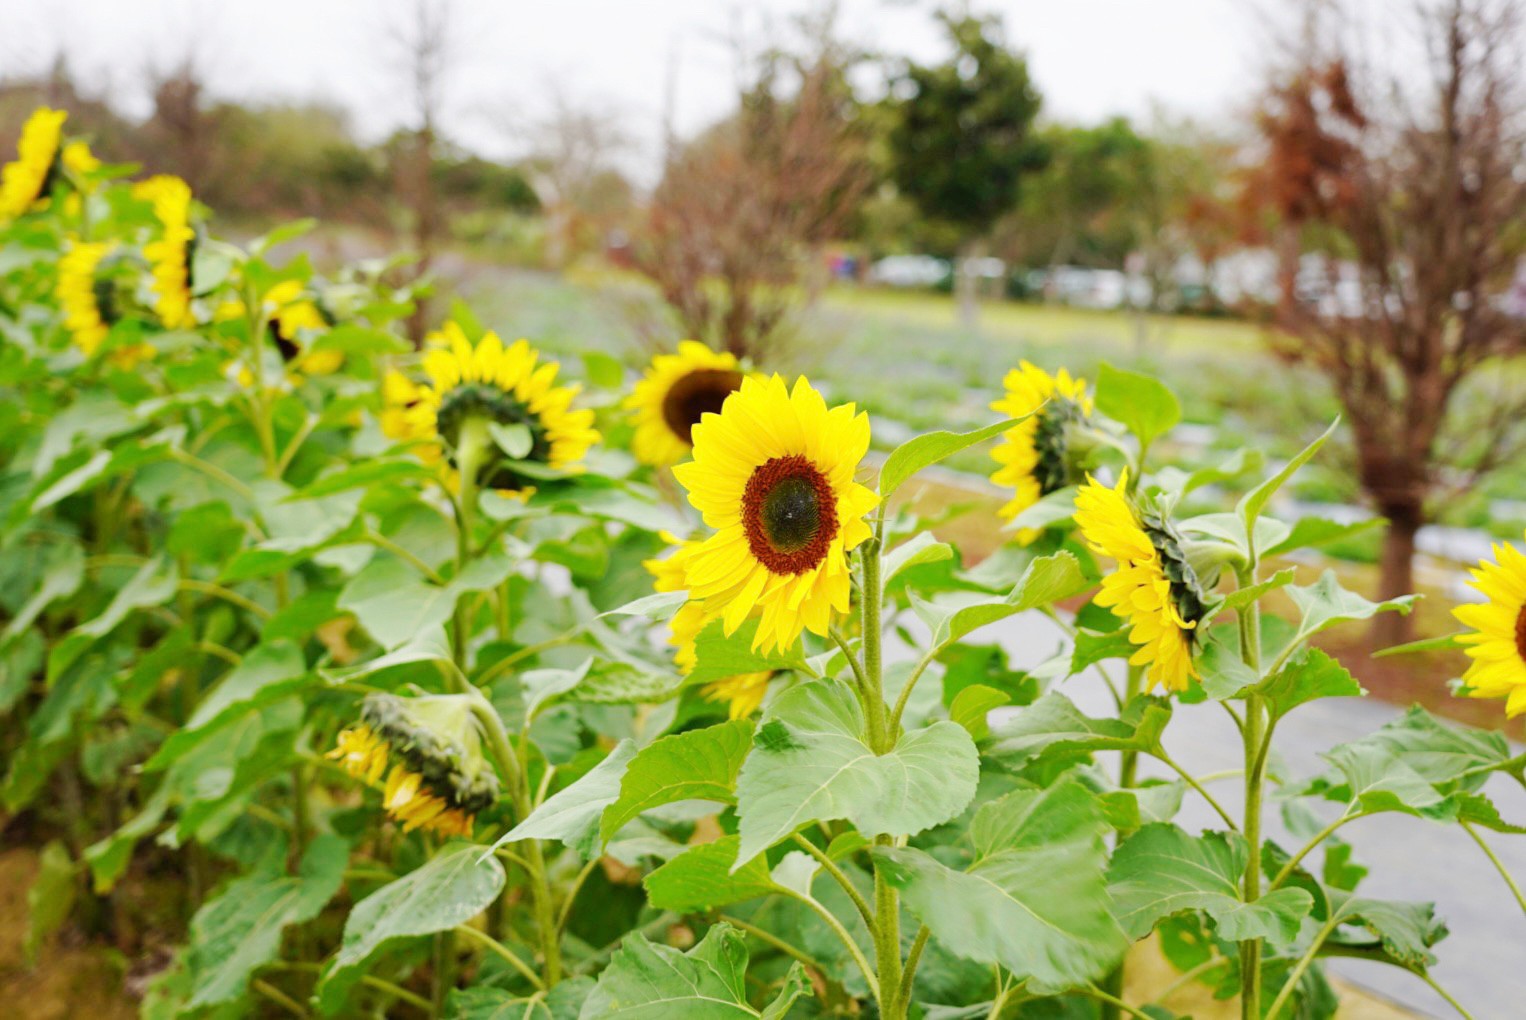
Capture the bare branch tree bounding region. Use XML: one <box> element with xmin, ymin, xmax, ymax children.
<box><xmin>1242</xmin><ymin>0</ymin><xmax>1526</xmax><ymax>643</ymax></box>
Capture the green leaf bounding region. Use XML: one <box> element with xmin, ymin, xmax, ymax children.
<box><xmin>1263</xmin><ymin>516</ymin><xmax>1382</xmax><ymax>559</ymax></box>
<box><xmin>687</xmin><ymin>618</ymin><xmax>807</xmax><ymax>687</ymax></box>
<box><xmin>449</xmin><ymin>979</ymin><xmax>595</xmax><ymax>1019</ymax></box>
<box><xmin>1</xmin><ymin>541</ymin><xmax>83</xmax><ymax>647</ymax></box>
<box><xmin>948</xmin><ymin>684</ymin><xmax>1008</xmax><ymax>740</ymax></box>
<box><xmin>49</xmin><ymin>556</ymin><xmax>180</xmax><ymax>681</ymax></box>
<box><xmin>883</xmin><ymin>531</ymin><xmax>955</xmax><ymax>585</ymax></box>
<box><xmin>1284</xmin><ymin>570</ymin><xmax>1416</xmax><ymax>648</ymax></box>
<box><xmin>911</xmin><ymin>551</ymin><xmax>1088</xmax><ymax>649</ymax></box>
<box><xmin>874</xmin><ymin>779</ymin><xmax>1126</xmax><ymax>993</ymax></box>
<box><xmin>339</xmin><ymin>552</ymin><xmax>517</xmax><ymax>649</ymax></box>
<box><xmin>1098</xmin><ymin>780</ymin><xmax>1185</xmax><ymax>831</ymax></box>
<box><xmin>600</xmin><ymin>721</ymin><xmax>754</xmax><ymax>842</ymax></box>
<box><xmin>326</xmin><ymin>628</ymin><xmax>453</xmax><ymax>684</ymax></box>
<box><xmin>878</xmin><ymin>417</ymin><xmax>1023</xmax><ymax>501</ymax></box>
<box><xmin>24</xmin><ymin>840</ymin><xmax>77</xmax><ymax>965</ymax></box>
<box><xmin>579</xmin><ymin>923</ymin><xmax>808</xmax><ymax>1019</ymax></box>
<box><xmin>491</xmin><ymin>741</ymin><xmax>637</xmax><ymax>857</ymax></box>
<box><xmin>1374</xmin><ymin>632</ymin><xmax>1464</xmax><ymax>657</ymax></box>
<box><xmin>294</xmin><ymin>459</ymin><xmax>434</xmax><ymax>499</ymax></box>
<box><xmin>1219</xmin><ymin>567</ymin><xmax>1296</xmax><ymax>611</ymax></box>
<box><xmin>1326</xmin><ymin>892</ymin><xmax>1446</xmax><ymax>972</ymax></box>
<box><xmin>186</xmin><ymin>835</ymin><xmax>347</xmax><ymax>1008</ymax></box>
<box><xmin>1107</xmin><ymin>825</ymin><xmax>1313</xmax><ymax>945</ymax></box>
<box><xmin>320</xmin><ymin>843</ymin><xmax>506</xmax><ymax>1011</ymax></box>
<box><xmin>490</xmin><ymin>421</ymin><xmax>534</xmax><ymax>459</ymax></box>
<box><xmin>643</xmin><ymin>835</ymin><xmax>784</xmax><ymax>913</ymax></box>
<box><xmin>185</xmin><ymin>640</ymin><xmax>308</xmax><ymax>731</ymax></box>
<box><xmin>1236</xmin><ymin>418</ymin><xmax>1339</xmax><ymax>541</ymax></box>
<box><xmin>1006</xmin><ymin>486</ymin><xmax>1079</xmax><ymax>534</ymax></box>
<box><xmin>583</xmin><ymin>351</ymin><xmax>626</xmax><ymax>389</ymax></box>
<box><xmin>1094</xmin><ymin>363</ymin><xmax>1181</xmax><ymax>446</ymax></box>
<box><xmin>985</xmin><ymin>692</ymin><xmax>1169</xmax><ymax>769</ymax></box>
<box><xmin>734</xmin><ymin>680</ymin><xmax>979</xmax><ymax>864</ymax></box>
<box><xmin>1255</xmin><ymin>648</ymin><xmax>1363</xmax><ymax>722</ymax></box>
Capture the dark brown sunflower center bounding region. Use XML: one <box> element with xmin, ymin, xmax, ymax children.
<box><xmin>662</xmin><ymin>368</ymin><xmax>744</xmax><ymax>444</ymax></box>
<box><xmin>742</xmin><ymin>455</ymin><xmax>838</xmax><ymax>574</ymax></box>
<box><xmin>1515</xmin><ymin>604</ymin><xmax>1526</xmax><ymax>662</ymax></box>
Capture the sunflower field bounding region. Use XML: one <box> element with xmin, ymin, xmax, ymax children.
<box><xmin>4</xmin><ymin>106</ymin><xmax>1526</xmax><ymax>1020</ymax></box>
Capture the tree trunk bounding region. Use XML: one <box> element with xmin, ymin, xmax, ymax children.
<box><xmin>1373</xmin><ymin>499</ymin><xmax>1422</xmax><ymax>647</ymax></box>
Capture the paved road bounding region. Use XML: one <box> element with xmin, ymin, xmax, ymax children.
<box><xmin>886</xmin><ymin>611</ymin><xmax>1526</xmax><ymax>1019</ymax></box>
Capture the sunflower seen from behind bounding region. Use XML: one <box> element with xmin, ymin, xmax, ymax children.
<box><xmin>382</xmin><ymin>322</ymin><xmax>599</xmax><ymax>496</ymax></box>
<box><xmin>134</xmin><ymin>175</ymin><xmax>197</xmax><ymax>330</ymax></box>
<box><xmin>1</xmin><ymin>107</ymin><xmax>67</xmax><ymax>220</ymax></box>
<box><xmin>1075</xmin><ymin>471</ymin><xmax>1210</xmax><ymax>692</ymax></box>
<box><xmin>57</xmin><ymin>240</ymin><xmax>113</xmax><ymax>356</ymax></box>
<box><xmin>990</xmin><ymin>361</ymin><xmax>1093</xmax><ymax>543</ymax></box>
<box><xmin>672</xmin><ymin>375</ymin><xmax>878</xmax><ymax>654</ymax></box>
<box><xmin>1453</xmin><ymin>534</ymin><xmax>1526</xmax><ymax>717</ymax></box>
<box><xmin>626</xmin><ymin>341</ymin><xmax>751</xmax><ymax>467</ymax></box>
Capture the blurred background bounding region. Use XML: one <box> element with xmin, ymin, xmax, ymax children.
<box><xmin>1</xmin><ymin>2</ymin><xmax>1525</xmax><ymax>1010</ymax></box>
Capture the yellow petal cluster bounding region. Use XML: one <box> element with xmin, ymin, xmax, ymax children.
<box><xmin>989</xmin><ymin>361</ymin><xmax>1092</xmax><ymax>543</ymax></box>
<box><xmin>1453</xmin><ymin>535</ymin><xmax>1526</xmax><ymax>717</ymax></box>
<box><xmin>672</xmin><ymin>375</ymin><xmax>878</xmax><ymax>653</ymax></box>
<box><xmin>1074</xmin><ymin>472</ymin><xmax>1198</xmax><ymax>692</ymax></box>
<box><xmin>1</xmin><ymin>107</ymin><xmax>67</xmax><ymax>219</ymax></box>
<box><xmin>57</xmin><ymin>240</ymin><xmax>112</xmax><ymax>356</ymax></box>
<box><xmin>328</xmin><ymin>725</ymin><xmax>475</xmax><ymax>838</ymax></box>
<box><xmin>625</xmin><ymin>340</ymin><xmax>751</xmax><ymax>467</ymax></box>
<box><xmin>134</xmin><ymin>175</ymin><xmax>196</xmax><ymax>329</ymax></box>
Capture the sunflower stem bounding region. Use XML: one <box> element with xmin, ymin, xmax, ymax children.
<box><xmin>1235</xmin><ymin>564</ymin><xmax>1266</xmax><ymax>1020</ymax></box>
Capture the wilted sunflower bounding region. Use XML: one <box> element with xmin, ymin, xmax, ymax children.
<box><xmin>1074</xmin><ymin>472</ymin><xmax>1210</xmax><ymax>692</ymax></box>
<box><xmin>625</xmin><ymin>341</ymin><xmax>750</xmax><ymax>467</ymax></box>
<box><xmin>57</xmin><ymin>240</ymin><xmax>113</xmax><ymax>356</ymax></box>
<box><xmin>672</xmin><ymin>375</ymin><xmax>878</xmax><ymax>654</ymax></box>
<box><xmin>0</xmin><ymin>107</ymin><xmax>67</xmax><ymax>219</ymax></box>
<box><xmin>1453</xmin><ymin>535</ymin><xmax>1526</xmax><ymax>717</ymax></box>
<box><xmin>382</xmin><ymin>323</ymin><xmax>600</xmax><ymax>495</ymax></box>
<box><xmin>328</xmin><ymin>693</ymin><xmax>499</xmax><ymax>838</ymax></box>
<box><xmin>990</xmin><ymin>361</ymin><xmax>1093</xmax><ymax>543</ymax></box>
<box><xmin>134</xmin><ymin>175</ymin><xmax>197</xmax><ymax>329</ymax></box>
<box><xmin>644</xmin><ymin>539</ymin><xmax>773</xmax><ymax>717</ymax></box>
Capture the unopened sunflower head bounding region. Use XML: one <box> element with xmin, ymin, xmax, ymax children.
<box><xmin>1453</xmin><ymin>534</ymin><xmax>1526</xmax><ymax>717</ymax></box>
<box><xmin>328</xmin><ymin>693</ymin><xmax>500</xmax><ymax>838</ymax></box>
<box><xmin>671</xmin><ymin>375</ymin><xmax>878</xmax><ymax>655</ymax></box>
<box><xmin>625</xmin><ymin>341</ymin><xmax>751</xmax><ymax>467</ymax></box>
<box><xmin>990</xmin><ymin>362</ymin><xmax>1094</xmax><ymax>544</ymax></box>
<box><xmin>381</xmin><ymin>322</ymin><xmax>600</xmax><ymax>497</ymax></box>
<box><xmin>1075</xmin><ymin>471</ymin><xmax>1210</xmax><ymax>693</ymax></box>
<box><xmin>1</xmin><ymin>107</ymin><xmax>68</xmax><ymax>220</ymax></box>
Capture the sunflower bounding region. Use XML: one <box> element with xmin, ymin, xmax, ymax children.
<box><xmin>990</xmin><ymin>361</ymin><xmax>1093</xmax><ymax>543</ymax></box>
<box><xmin>671</xmin><ymin>375</ymin><xmax>878</xmax><ymax>654</ymax></box>
<box><xmin>382</xmin><ymin>322</ymin><xmax>600</xmax><ymax>495</ymax></box>
<box><xmin>57</xmin><ymin>240</ymin><xmax>113</xmax><ymax>356</ymax></box>
<box><xmin>626</xmin><ymin>341</ymin><xmax>750</xmax><ymax>467</ymax></box>
<box><xmin>264</xmin><ymin>280</ymin><xmax>341</xmax><ymax>375</ymax></box>
<box><xmin>1453</xmin><ymin>535</ymin><xmax>1526</xmax><ymax>716</ymax></box>
<box><xmin>134</xmin><ymin>175</ymin><xmax>196</xmax><ymax>329</ymax></box>
<box><xmin>328</xmin><ymin>694</ymin><xmax>499</xmax><ymax>838</ymax></box>
<box><xmin>1074</xmin><ymin>471</ymin><xmax>1210</xmax><ymax>692</ymax></box>
<box><xmin>0</xmin><ymin>107</ymin><xmax>67</xmax><ymax>219</ymax></box>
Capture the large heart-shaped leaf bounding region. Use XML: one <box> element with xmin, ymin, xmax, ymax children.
<box><xmin>734</xmin><ymin>680</ymin><xmax>978</xmax><ymax>864</ymax></box>
<box><xmin>490</xmin><ymin>740</ymin><xmax>637</xmax><ymax>858</ymax></box>
<box><xmin>985</xmin><ymin>692</ymin><xmax>1169</xmax><ymax>769</ymax></box>
<box><xmin>600</xmin><ymin>720</ymin><xmax>753</xmax><ymax>842</ymax></box>
<box><xmin>873</xmin><ymin>780</ymin><xmax>1127</xmax><ymax>993</ymax></box>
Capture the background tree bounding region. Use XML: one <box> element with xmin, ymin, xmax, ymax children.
<box><xmin>631</xmin><ymin>7</ymin><xmax>870</xmax><ymax>362</ymax></box>
<box><xmin>886</xmin><ymin>7</ymin><xmax>1047</xmax><ymax>328</ymax></box>
<box><xmin>1241</xmin><ymin>0</ymin><xmax>1526</xmax><ymax>644</ymax></box>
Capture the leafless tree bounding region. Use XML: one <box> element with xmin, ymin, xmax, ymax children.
<box><xmin>1242</xmin><ymin>0</ymin><xmax>1526</xmax><ymax>644</ymax></box>
<box><xmin>631</xmin><ymin>6</ymin><xmax>871</xmax><ymax>363</ymax></box>
<box><xmin>384</xmin><ymin>0</ymin><xmax>457</xmax><ymax>343</ymax></box>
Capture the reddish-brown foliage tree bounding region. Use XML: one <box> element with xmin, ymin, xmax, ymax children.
<box><xmin>1242</xmin><ymin>0</ymin><xmax>1526</xmax><ymax>644</ymax></box>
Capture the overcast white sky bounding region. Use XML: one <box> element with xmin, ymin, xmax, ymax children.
<box><xmin>1</xmin><ymin>0</ymin><xmax>1280</xmax><ymax>176</ymax></box>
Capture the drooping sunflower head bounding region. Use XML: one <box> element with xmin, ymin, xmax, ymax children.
<box><xmin>625</xmin><ymin>341</ymin><xmax>750</xmax><ymax>467</ymax></box>
<box><xmin>1</xmin><ymin>107</ymin><xmax>68</xmax><ymax>220</ymax></box>
<box><xmin>990</xmin><ymin>361</ymin><xmax>1094</xmax><ymax>543</ymax></box>
<box><xmin>1075</xmin><ymin>471</ymin><xmax>1210</xmax><ymax>693</ymax></box>
<box><xmin>383</xmin><ymin>322</ymin><xmax>601</xmax><ymax>494</ymax></box>
<box><xmin>1453</xmin><ymin>535</ymin><xmax>1526</xmax><ymax>717</ymax></box>
<box><xmin>133</xmin><ymin>175</ymin><xmax>197</xmax><ymax>330</ymax></box>
<box><xmin>672</xmin><ymin>375</ymin><xmax>878</xmax><ymax>654</ymax></box>
<box><xmin>57</xmin><ymin>240</ymin><xmax>114</xmax><ymax>357</ymax></box>
<box><xmin>327</xmin><ymin>693</ymin><xmax>499</xmax><ymax>838</ymax></box>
